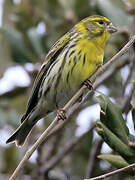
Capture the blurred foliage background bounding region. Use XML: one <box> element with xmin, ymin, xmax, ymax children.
<box><xmin>0</xmin><ymin>0</ymin><xmax>135</xmax><ymax>180</ymax></box>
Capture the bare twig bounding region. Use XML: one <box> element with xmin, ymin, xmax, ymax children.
<box><xmin>122</xmin><ymin>82</ymin><xmax>135</xmax><ymax>114</ymax></box>
<box><xmin>32</xmin><ymin>144</ymin><xmax>44</xmax><ymax>180</ymax></box>
<box><xmin>9</xmin><ymin>36</ymin><xmax>135</xmax><ymax>180</ymax></box>
<box><xmin>38</xmin><ymin>109</ymin><xmax>77</xmax><ymax>146</ymax></box>
<box><xmin>122</xmin><ymin>41</ymin><xmax>135</xmax><ymax>114</ymax></box>
<box><xmin>40</xmin><ymin>124</ymin><xmax>95</xmax><ymax>174</ymax></box>
<box><xmin>84</xmin><ymin>163</ymin><xmax>135</xmax><ymax>180</ymax></box>
<box><xmin>85</xmin><ymin>139</ymin><xmax>103</xmax><ymax>178</ymax></box>
<box><xmin>122</xmin><ymin>46</ymin><xmax>135</xmax><ymax>94</ymax></box>
<box><xmin>44</xmin><ymin>130</ymin><xmax>63</xmax><ymax>162</ymax></box>
<box><xmin>123</xmin><ymin>61</ymin><xmax>135</xmax><ymax>94</ymax></box>
<box><xmin>89</xmin><ymin>36</ymin><xmax>135</xmax><ymax>84</ymax></box>
<box><xmin>82</xmin><ymin>57</ymin><xmax>130</xmax><ymax>106</ymax></box>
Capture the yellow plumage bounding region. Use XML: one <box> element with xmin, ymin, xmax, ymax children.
<box><xmin>6</xmin><ymin>15</ymin><xmax>117</xmax><ymax>146</ymax></box>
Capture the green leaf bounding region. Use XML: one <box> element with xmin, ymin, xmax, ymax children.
<box><xmin>128</xmin><ymin>134</ymin><xmax>135</xmax><ymax>143</ymax></box>
<box><xmin>27</xmin><ymin>28</ymin><xmax>44</xmax><ymax>56</ymax></box>
<box><xmin>98</xmin><ymin>154</ymin><xmax>129</xmax><ymax>169</ymax></box>
<box><xmin>96</xmin><ymin>121</ymin><xmax>135</xmax><ymax>164</ymax></box>
<box><xmin>0</xmin><ymin>33</ymin><xmax>12</xmax><ymax>78</ymax></box>
<box><xmin>97</xmin><ymin>94</ymin><xmax>129</xmax><ymax>144</ymax></box>
<box><xmin>0</xmin><ymin>27</ymin><xmax>34</xmax><ymax>63</ymax></box>
<box><xmin>96</xmin><ymin>94</ymin><xmax>108</xmax><ymax>112</ymax></box>
<box><xmin>2</xmin><ymin>146</ymin><xmax>19</xmax><ymax>173</ymax></box>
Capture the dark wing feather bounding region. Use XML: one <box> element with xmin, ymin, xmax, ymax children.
<box><xmin>21</xmin><ymin>30</ymin><xmax>74</xmax><ymax>123</ymax></box>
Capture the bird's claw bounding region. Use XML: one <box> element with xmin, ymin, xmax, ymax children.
<box><xmin>57</xmin><ymin>109</ymin><xmax>66</xmax><ymax>121</ymax></box>
<box><xmin>83</xmin><ymin>79</ymin><xmax>93</xmax><ymax>90</ymax></box>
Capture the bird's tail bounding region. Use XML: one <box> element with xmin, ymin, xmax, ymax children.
<box><xmin>6</xmin><ymin>117</ymin><xmax>35</xmax><ymax>146</ymax></box>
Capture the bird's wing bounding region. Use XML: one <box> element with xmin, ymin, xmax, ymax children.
<box><xmin>21</xmin><ymin>30</ymin><xmax>74</xmax><ymax>123</ymax></box>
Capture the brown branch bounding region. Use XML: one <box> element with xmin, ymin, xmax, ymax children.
<box><xmin>38</xmin><ymin>109</ymin><xmax>77</xmax><ymax>146</ymax></box>
<box><xmin>40</xmin><ymin>124</ymin><xmax>95</xmax><ymax>174</ymax></box>
<box><xmin>84</xmin><ymin>163</ymin><xmax>135</xmax><ymax>180</ymax></box>
<box><xmin>123</xmin><ymin>47</ymin><xmax>135</xmax><ymax>94</ymax></box>
<box><xmin>122</xmin><ymin>82</ymin><xmax>135</xmax><ymax>114</ymax></box>
<box><xmin>122</xmin><ymin>41</ymin><xmax>135</xmax><ymax>113</ymax></box>
<box><xmin>81</xmin><ymin>56</ymin><xmax>130</xmax><ymax>106</ymax></box>
<box><xmin>94</xmin><ymin>58</ymin><xmax>130</xmax><ymax>88</ymax></box>
<box><xmin>31</xmin><ymin>143</ymin><xmax>44</xmax><ymax>180</ymax></box>
<box><xmin>44</xmin><ymin>130</ymin><xmax>63</xmax><ymax>162</ymax></box>
<box><xmin>9</xmin><ymin>36</ymin><xmax>135</xmax><ymax>180</ymax></box>
<box><xmin>85</xmin><ymin>139</ymin><xmax>103</xmax><ymax>178</ymax></box>
<box><xmin>89</xmin><ymin>36</ymin><xmax>135</xmax><ymax>84</ymax></box>
<box><xmin>123</xmin><ymin>62</ymin><xmax>134</xmax><ymax>95</ymax></box>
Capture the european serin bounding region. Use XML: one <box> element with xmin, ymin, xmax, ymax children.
<box><xmin>6</xmin><ymin>15</ymin><xmax>117</xmax><ymax>146</ymax></box>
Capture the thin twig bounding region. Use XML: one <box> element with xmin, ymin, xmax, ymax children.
<box><xmin>40</xmin><ymin>124</ymin><xmax>95</xmax><ymax>174</ymax></box>
<box><xmin>122</xmin><ymin>81</ymin><xmax>135</xmax><ymax>114</ymax></box>
<box><xmin>81</xmin><ymin>57</ymin><xmax>130</xmax><ymax>106</ymax></box>
<box><xmin>122</xmin><ymin>46</ymin><xmax>135</xmax><ymax>95</ymax></box>
<box><xmin>90</xmin><ymin>36</ymin><xmax>135</xmax><ymax>83</ymax></box>
<box><xmin>9</xmin><ymin>36</ymin><xmax>135</xmax><ymax>180</ymax></box>
<box><xmin>85</xmin><ymin>139</ymin><xmax>103</xmax><ymax>178</ymax></box>
<box><xmin>44</xmin><ymin>130</ymin><xmax>63</xmax><ymax>162</ymax></box>
<box><xmin>84</xmin><ymin>163</ymin><xmax>135</xmax><ymax>180</ymax></box>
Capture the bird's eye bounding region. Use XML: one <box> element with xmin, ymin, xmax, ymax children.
<box><xmin>98</xmin><ymin>20</ymin><xmax>104</xmax><ymax>25</ymax></box>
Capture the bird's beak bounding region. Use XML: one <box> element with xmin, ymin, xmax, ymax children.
<box><xmin>107</xmin><ymin>23</ymin><xmax>117</xmax><ymax>33</ymax></box>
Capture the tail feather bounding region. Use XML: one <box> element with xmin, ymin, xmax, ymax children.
<box><xmin>6</xmin><ymin>120</ymin><xmax>35</xmax><ymax>146</ymax></box>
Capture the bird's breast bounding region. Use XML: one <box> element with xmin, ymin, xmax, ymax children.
<box><xmin>64</xmin><ymin>38</ymin><xmax>104</xmax><ymax>88</ymax></box>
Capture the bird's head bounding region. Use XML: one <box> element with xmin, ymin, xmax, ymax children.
<box><xmin>75</xmin><ymin>15</ymin><xmax>117</xmax><ymax>38</ymax></box>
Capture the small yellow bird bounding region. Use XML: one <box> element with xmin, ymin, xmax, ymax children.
<box><xmin>6</xmin><ymin>15</ymin><xmax>117</xmax><ymax>146</ymax></box>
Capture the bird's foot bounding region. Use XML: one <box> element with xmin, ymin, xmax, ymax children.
<box><xmin>57</xmin><ymin>109</ymin><xmax>66</xmax><ymax>121</ymax></box>
<box><xmin>83</xmin><ymin>79</ymin><xmax>93</xmax><ymax>90</ymax></box>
